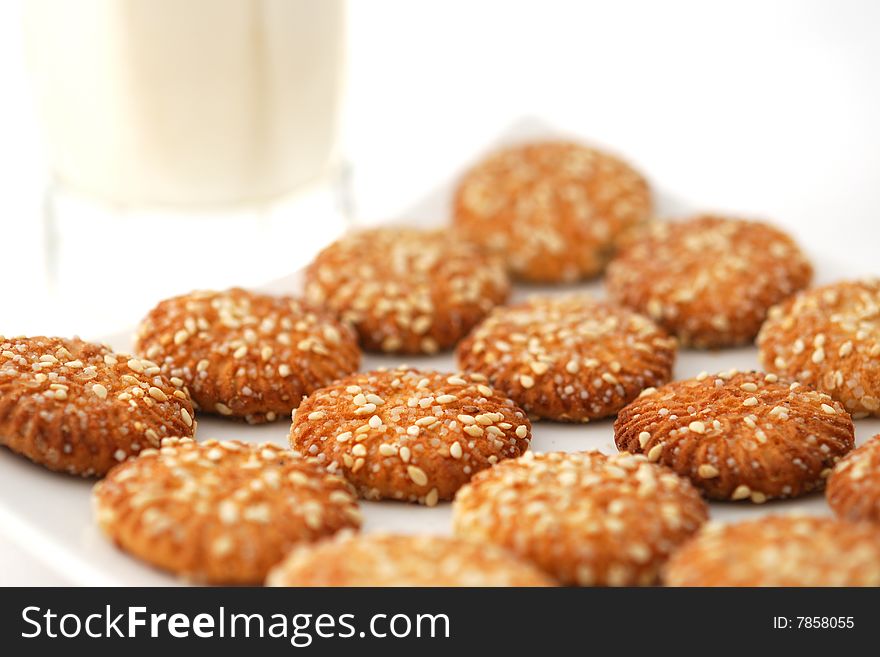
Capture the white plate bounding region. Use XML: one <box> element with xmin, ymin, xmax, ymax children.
<box><xmin>2</xmin><ymin>119</ymin><xmax>878</xmax><ymax>586</ymax></box>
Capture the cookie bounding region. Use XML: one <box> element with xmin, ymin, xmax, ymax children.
<box><xmin>288</xmin><ymin>367</ymin><xmax>531</xmax><ymax>505</ymax></box>
<box><xmin>0</xmin><ymin>336</ymin><xmax>194</xmax><ymax>476</ymax></box>
<box><xmin>606</xmin><ymin>216</ymin><xmax>812</xmax><ymax>348</ymax></box>
<box><xmin>135</xmin><ymin>288</ymin><xmax>360</xmax><ymax>423</ymax></box>
<box><xmin>758</xmin><ymin>279</ymin><xmax>880</xmax><ymax>418</ymax></box>
<box><xmin>453</xmin><ymin>141</ymin><xmax>651</xmax><ymax>282</ymax></box>
<box><xmin>456</xmin><ymin>295</ymin><xmax>676</xmax><ymax>421</ymax></box>
<box><xmin>614</xmin><ymin>370</ymin><xmax>855</xmax><ymax>502</ymax></box>
<box><xmin>267</xmin><ymin>532</ymin><xmax>555</xmax><ymax>587</ymax></box>
<box><xmin>304</xmin><ymin>227</ymin><xmax>509</xmax><ymax>354</ymax></box>
<box><xmin>664</xmin><ymin>516</ymin><xmax>880</xmax><ymax>586</ymax></box>
<box><xmin>827</xmin><ymin>435</ymin><xmax>880</xmax><ymax>523</ymax></box>
<box><xmin>452</xmin><ymin>451</ymin><xmax>708</xmax><ymax>586</ymax></box>
<box><xmin>93</xmin><ymin>437</ymin><xmax>361</xmax><ymax>584</ymax></box>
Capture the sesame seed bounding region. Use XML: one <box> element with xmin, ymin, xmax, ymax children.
<box><xmin>368</xmin><ymin>415</ymin><xmax>383</xmax><ymax>429</ymax></box>
<box><xmin>415</xmin><ymin>416</ymin><xmax>437</xmax><ymax>427</ymax></box>
<box><xmin>515</xmin><ymin>425</ymin><xmax>528</xmax><ymax>439</ymax></box>
<box><xmin>148</xmin><ymin>386</ymin><xmax>168</xmax><ymax>402</ymax></box>
<box><xmin>447</xmin><ymin>376</ymin><xmax>467</xmax><ymax>385</ymax></box>
<box><xmin>477</xmin><ymin>384</ymin><xmax>494</xmax><ymax>397</ymax></box>
<box><xmin>435</xmin><ymin>394</ymin><xmax>458</xmax><ymax>404</ymax></box>
<box><xmin>638</xmin><ymin>431</ymin><xmax>651</xmax><ymax>448</ymax></box>
<box><xmin>688</xmin><ymin>421</ymin><xmax>706</xmax><ymax>434</ymax></box>
<box><xmin>307</xmin><ymin>411</ymin><xmax>326</xmax><ymax>421</ymax></box>
<box><xmin>406</xmin><ymin>426</ymin><xmax>420</xmax><ymax>437</ymax></box>
<box><xmin>457</xmin><ymin>414</ymin><xmax>476</xmax><ymax>425</ymax></box>
<box><xmin>424</xmin><ymin>488</ymin><xmax>439</xmax><ymax>506</ymax></box>
<box><xmin>278</xmin><ymin>364</ymin><xmax>292</xmax><ymax>377</ymax></box>
<box><xmin>351</xmin><ymin>444</ymin><xmax>367</xmax><ymax>457</ymax></box>
<box><xmin>92</xmin><ymin>383</ymin><xmax>108</xmax><ymax>399</ymax></box>
<box><xmin>740</xmin><ymin>382</ymin><xmax>758</xmax><ymax>392</ymax></box>
<box><xmin>821</xmin><ymin>403</ymin><xmax>836</xmax><ymax>414</ymax></box>
<box><xmin>464</xmin><ymin>425</ymin><xmax>484</xmax><ymax>437</ymax></box>
<box><xmin>731</xmin><ymin>485</ymin><xmax>751</xmax><ymax>500</ymax></box>
<box><xmin>697</xmin><ymin>464</ymin><xmax>719</xmax><ymax>478</ymax></box>
<box><xmin>520</xmin><ymin>375</ymin><xmax>535</xmax><ymax>389</ymax></box>
<box><xmin>365</xmin><ymin>393</ymin><xmax>385</xmax><ymax>405</ymax></box>
<box><xmin>113</xmin><ymin>449</ymin><xmax>126</xmax><ymax>462</ymax></box>
<box><xmin>399</xmin><ymin>446</ymin><xmax>412</xmax><ymax>462</ymax></box>
<box><xmin>173</xmin><ymin>330</ymin><xmax>189</xmax><ymax>345</ymax></box>
<box><xmin>647</xmin><ymin>444</ymin><xmax>664</xmax><ymax>461</ymax></box>
<box><xmin>378</xmin><ymin>443</ymin><xmax>397</xmax><ymax>456</ymax></box>
<box><xmin>812</xmin><ymin>348</ymin><xmax>825</xmax><ymax>363</ymax></box>
<box><xmin>743</xmin><ymin>396</ymin><xmax>758</xmax><ymax>407</ymax></box>
<box><xmin>336</xmin><ymin>432</ymin><xmax>352</xmax><ymax>443</ymax></box>
<box><xmin>407</xmin><ymin>465</ymin><xmax>428</xmax><ymax>486</ymax></box>
<box><xmin>215</xmin><ymin>402</ymin><xmax>233</xmax><ymax>415</ymax></box>
<box><xmin>449</xmin><ymin>442</ymin><xmax>463</xmax><ymax>459</ymax></box>
<box><xmin>180</xmin><ymin>408</ymin><xmax>193</xmax><ymax>427</ymax></box>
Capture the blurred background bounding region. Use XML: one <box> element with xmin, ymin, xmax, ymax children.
<box><xmin>1</xmin><ymin>0</ymin><xmax>879</xmax><ymax>585</ymax></box>
<box><xmin>3</xmin><ymin>0</ymin><xmax>880</xmax><ymax>341</ymax></box>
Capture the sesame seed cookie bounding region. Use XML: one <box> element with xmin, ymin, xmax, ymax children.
<box><xmin>453</xmin><ymin>141</ymin><xmax>651</xmax><ymax>282</ymax></box>
<box><xmin>664</xmin><ymin>516</ymin><xmax>880</xmax><ymax>586</ymax></box>
<box><xmin>304</xmin><ymin>227</ymin><xmax>509</xmax><ymax>354</ymax></box>
<box><xmin>456</xmin><ymin>295</ymin><xmax>676</xmax><ymax>421</ymax></box>
<box><xmin>758</xmin><ymin>279</ymin><xmax>880</xmax><ymax>418</ymax></box>
<box><xmin>826</xmin><ymin>435</ymin><xmax>880</xmax><ymax>523</ymax></box>
<box><xmin>93</xmin><ymin>437</ymin><xmax>361</xmax><ymax>584</ymax></box>
<box><xmin>267</xmin><ymin>533</ymin><xmax>555</xmax><ymax>587</ymax></box>
<box><xmin>614</xmin><ymin>370</ymin><xmax>855</xmax><ymax>502</ymax></box>
<box><xmin>606</xmin><ymin>216</ymin><xmax>812</xmax><ymax>348</ymax></box>
<box><xmin>288</xmin><ymin>367</ymin><xmax>531</xmax><ymax>505</ymax></box>
<box><xmin>0</xmin><ymin>336</ymin><xmax>193</xmax><ymax>477</ymax></box>
<box><xmin>135</xmin><ymin>288</ymin><xmax>360</xmax><ymax>424</ymax></box>
<box><xmin>452</xmin><ymin>451</ymin><xmax>708</xmax><ymax>586</ymax></box>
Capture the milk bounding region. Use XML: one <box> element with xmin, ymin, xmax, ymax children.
<box><xmin>24</xmin><ymin>0</ymin><xmax>346</xmax><ymax>207</ymax></box>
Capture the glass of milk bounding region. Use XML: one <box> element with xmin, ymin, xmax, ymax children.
<box><xmin>24</xmin><ymin>0</ymin><xmax>349</xmax><ymax>330</ymax></box>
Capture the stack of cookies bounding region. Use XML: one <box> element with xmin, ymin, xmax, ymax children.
<box><xmin>3</xmin><ymin>137</ymin><xmax>880</xmax><ymax>587</ymax></box>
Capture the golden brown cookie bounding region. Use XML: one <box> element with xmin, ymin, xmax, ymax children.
<box><xmin>456</xmin><ymin>295</ymin><xmax>676</xmax><ymax>421</ymax></box>
<box><xmin>606</xmin><ymin>216</ymin><xmax>812</xmax><ymax>348</ymax></box>
<box><xmin>664</xmin><ymin>516</ymin><xmax>880</xmax><ymax>586</ymax></box>
<box><xmin>453</xmin><ymin>141</ymin><xmax>651</xmax><ymax>282</ymax></box>
<box><xmin>0</xmin><ymin>336</ymin><xmax>193</xmax><ymax>477</ymax></box>
<box><xmin>614</xmin><ymin>370</ymin><xmax>855</xmax><ymax>502</ymax></box>
<box><xmin>135</xmin><ymin>288</ymin><xmax>360</xmax><ymax>423</ymax></box>
<box><xmin>304</xmin><ymin>227</ymin><xmax>509</xmax><ymax>354</ymax></box>
<box><xmin>267</xmin><ymin>532</ymin><xmax>555</xmax><ymax>587</ymax></box>
<box><xmin>289</xmin><ymin>368</ymin><xmax>531</xmax><ymax>505</ymax></box>
<box><xmin>93</xmin><ymin>437</ymin><xmax>361</xmax><ymax>584</ymax></box>
<box><xmin>758</xmin><ymin>279</ymin><xmax>880</xmax><ymax>418</ymax></box>
<box><xmin>452</xmin><ymin>451</ymin><xmax>708</xmax><ymax>586</ymax></box>
<box><xmin>826</xmin><ymin>435</ymin><xmax>880</xmax><ymax>523</ymax></box>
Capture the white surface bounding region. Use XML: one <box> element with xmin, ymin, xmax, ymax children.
<box><xmin>2</xmin><ymin>0</ymin><xmax>880</xmax><ymax>584</ymax></box>
<box><xmin>2</xmin><ymin>118</ymin><xmax>880</xmax><ymax>585</ymax></box>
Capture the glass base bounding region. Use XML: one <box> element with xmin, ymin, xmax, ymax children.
<box><xmin>44</xmin><ymin>165</ymin><xmax>352</xmax><ymax>340</ymax></box>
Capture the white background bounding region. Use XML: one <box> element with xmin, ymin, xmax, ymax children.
<box><xmin>1</xmin><ymin>0</ymin><xmax>880</xmax><ymax>584</ymax></box>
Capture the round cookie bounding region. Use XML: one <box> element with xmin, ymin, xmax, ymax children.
<box><xmin>452</xmin><ymin>451</ymin><xmax>708</xmax><ymax>586</ymax></box>
<box><xmin>758</xmin><ymin>279</ymin><xmax>880</xmax><ymax>418</ymax></box>
<box><xmin>453</xmin><ymin>141</ymin><xmax>651</xmax><ymax>282</ymax></box>
<box><xmin>93</xmin><ymin>437</ymin><xmax>361</xmax><ymax>584</ymax></box>
<box><xmin>456</xmin><ymin>295</ymin><xmax>676</xmax><ymax>421</ymax></box>
<box><xmin>614</xmin><ymin>370</ymin><xmax>855</xmax><ymax>502</ymax></box>
<box><xmin>0</xmin><ymin>336</ymin><xmax>193</xmax><ymax>477</ymax></box>
<box><xmin>606</xmin><ymin>216</ymin><xmax>812</xmax><ymax>348</ymax></box>
<box><xmin>827</xmin><ymin>435</ymin><xmax>880</xmax><ymax>523</ymax></box>
<box><xmin>288</xmin><ymin>368</ymin><xmax>531</xmax><ymax>505</ymax></box>
<box><xmin>305</xmin><ymin>227</ymin><xmax>509</xmax><ymax>354</ymax></box>
<box><xmin>135</xmin><ymin>288</ymin><xmax>360</xmax><ymax>423</ymax></box>
<box><xmin>267</xmin><ymin>533</ymin><xmax>555</xmax><ymax>587</ymax></box>
<box><xmin>664</xmin><ymin>516</ymin><xmax>880</xmax><ymax>586</ymax></box>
